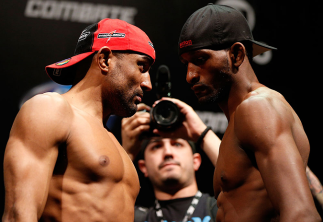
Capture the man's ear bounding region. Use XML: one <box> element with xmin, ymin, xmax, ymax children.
<box><xmin>193</xmin><ymin>153</ymin><xmax>202</xmax><ymax>171</ymax></box>
<box><xmin>229</xmin><ymin>42</ymin><xmax>245</xmax><ymax>70</ymax></box>
<box><xmin>138</xmin><ymin>160</ymin><xmax>149</xmax><ymax>177</ymax></box>
<box><xmin>96</xmin><ymin>46</ymin><xmax>112</xmax><ymax>73</ymax></box>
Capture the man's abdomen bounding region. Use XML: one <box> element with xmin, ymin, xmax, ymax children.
<box><xmin>215</xmin><ymin>185</ymin><xmax>277</xmax><ymax>222</ymax></box>
<box><xmin>41</xmin><ymin>177</ymin><xmax>138</xmax><ymax>222</ymax></box>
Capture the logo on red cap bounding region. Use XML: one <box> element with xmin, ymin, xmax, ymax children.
<box><xmin>98</xmin><ymin>30</ymin><xmax>126</xmax><ymax>43</ymax></box>
<box><xmin>98</xmin><ymin>32</ymin><xmax>126</xmax><ymax>38</ymax></box>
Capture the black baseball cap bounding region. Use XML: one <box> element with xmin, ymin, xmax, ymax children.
<box><xmin>178</xmin><ymin>4</ymin><xmax>277</xmax><ymax>57</ymax></box>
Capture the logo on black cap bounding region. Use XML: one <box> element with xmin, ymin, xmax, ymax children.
<box><xmin>78</xmin><ymin>31</ymin><xmax>90</xmax><ymax>42</ymax></box>
<box><xmin>180</xmin><ymin>40</ymin><xmax>192</xmax><ymax>48</ymax></box>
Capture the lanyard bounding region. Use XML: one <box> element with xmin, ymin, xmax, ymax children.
<box><xmin>154</xmin><ymin>190</ymin><xmax>202</xmax><ymax>222</ymax></box>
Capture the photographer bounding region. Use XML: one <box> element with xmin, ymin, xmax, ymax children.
<box><xmin>121</xmin><ymin>98</ymin><xmax>221</xmax><ymax>222</ymax></box>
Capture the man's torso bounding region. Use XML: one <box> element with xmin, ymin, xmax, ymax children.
<box><xmin>213</xmin><ymin>87</ymin><xmax>310</xmax><ymax>222</ymax></box>
<box><xmin>40</xmin><ymin>93</ymin><xmax>140</xmax><ymax>222</ymax></box>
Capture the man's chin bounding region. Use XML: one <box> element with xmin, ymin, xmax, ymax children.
<box><xmin>127</xmin><ymin>104</ymin><xmax>138</xmax><ymax>116</ymax></box>
<box><xmin>117</xmin><ymin>103</ymin><xmax>137</xmax><ymax>118</ymax></box>
<box><xmin>161</xmin><ymin>172</ymin><xmax>182</xmax><ymax>183</ymax></box>
<box><xmin>197</xmin><ymin>89</ymin><xmax>228</xmax><ymax>105</ymax></box>
<box><xmin>162</xmin><ymin>177</ymin><xmax>181</xmax><ymax>186</ymax></box>
<box><xmin>197</xmin><ymin>94</ymin><xmax>218</xmax><ymax>105</ymax></box>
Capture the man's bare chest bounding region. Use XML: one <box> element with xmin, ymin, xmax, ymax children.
<box><xmin>214</xmin><ymin>121</ymin><xmax>258</xmax><ymax>195</ymax></box>
<box><xmin>53</xmin><ymin>116</ymin><xmax>138</xmax><ymax>186</ymax></box>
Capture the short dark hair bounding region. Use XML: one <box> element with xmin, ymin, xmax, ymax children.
<box><xmin>112</xmin><ymin>51</ymin><xmax>125</xmax><ymax>59</ymax></box>
<box><xmin>112</xmin><ymin>50</ymin><xmax>154</xmax><ymax>65</ymax></box>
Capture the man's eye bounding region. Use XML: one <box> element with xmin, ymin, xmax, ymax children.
<box><xmin>152</xmin><ymin>144</ymin><xmax>162</xmax><ymax>150</ymax></box>
<box><xmin>138</xmin><ymin>63</ymin><xmax>144</xmax><ymax>71</ymax></box>
<box><xmin>138</xmin><ymin>62</ymin><xmax>148</xmax><ymax>73</ymax></box>
<box><xmin>194</xmin><ymin>57</ymin><xmax>206</xmax><ymax>65</ymax></box>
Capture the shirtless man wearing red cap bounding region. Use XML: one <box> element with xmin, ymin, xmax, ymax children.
<box><xmin>3</xmin><ymin>18</ymin><xmax>155</xmax><ymax>222</ymax></box>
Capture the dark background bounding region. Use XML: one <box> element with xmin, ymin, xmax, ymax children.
<box><xmin>1</xmin><ymin>0</ymin><xmax>322</xmax><ymax>217</ymax></box>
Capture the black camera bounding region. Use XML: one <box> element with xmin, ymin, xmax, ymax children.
<box><xmin>150</xmin><ymin>65</ymin><xmax>182</xmax><ymax>131</ymax></box>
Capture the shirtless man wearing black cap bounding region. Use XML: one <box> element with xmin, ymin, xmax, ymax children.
<box><xmin>3</xmin><ymin>19</ymin><xmax>155</xmax><ymax>222</ymax></box>
<box><xmin>178</xmin><ymin>4</ymin><xmax>321</xmax><ymax>221</ymax></box>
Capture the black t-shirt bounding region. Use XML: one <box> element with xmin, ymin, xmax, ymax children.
<box><xmin>135</xmin><ymin>193</ymin><xmax>217</xmax><ymax>222</ymax></box>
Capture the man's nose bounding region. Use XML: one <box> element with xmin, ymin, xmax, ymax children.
<box><xmin>141</xmin><ymin>72</ymin><xmax>152</xmax><ymax>91</ymax></box>
<box><xmin>186</xmin><ymin>63</ymin><xmax>199</xmax><ymax>84</ymax></box>
<box><xmin>163</xmin><ymin>143</ymin><xmax>174</xmax><ymax>157</ymax></box>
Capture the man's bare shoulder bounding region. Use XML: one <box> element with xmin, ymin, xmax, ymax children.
<box><xmin>24</xmin><ymin>92</ymin><xmax>68</xmax><ymax>105</ymax></box>
<box><xmin>234</xmin><ymin>87</ymin><xmax>295</xmax><ymax>150</ymax></box>
<box><xmin>243</xmin><ymin>87</ymin><xmax>285</xmax><ymax>103</ymax></box>
<box><xmin>10</xmin><ymin>92</ymin><xmax>73</xmax><ymax>142</ymax></box>
<box><xmin>238</xmin><ymin>87</ymin><xmax>292</xmax><ymax>119</ymax></box>
<box><xmin>19</xmin><ymin>92</ymin><xmax>73</xmax><ymax>120</ymax></box>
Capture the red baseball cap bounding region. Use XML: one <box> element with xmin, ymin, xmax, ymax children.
<box><xmin>46</xmin><ymin>18</ymin><xmax>155</xmax><ymax>85</ymax></box>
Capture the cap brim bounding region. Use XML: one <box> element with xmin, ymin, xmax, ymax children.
<box><xmin>45</xmin><ymin>51</ymin><xmax>95</xmax><ymax>85</ymax></box>
<box><xmin>251</xmin><ymin>40</ymin><xmax>277</xmax><ymax>57</ymax></box>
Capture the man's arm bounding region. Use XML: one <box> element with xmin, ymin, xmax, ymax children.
<box><xmin>306</xmin><ymin>166</ymin><xmax>323</xmax><ymax>209</ymax></box>
<box><xmin>152</xmin><ymin>98</ymin><xmax>220</xmax><ymax>166</ymax></box>
<box><xmin>235</xmin><ymin>95</ymin><xmax>321</xmax><ymax>222</ymax></box>
<box><xmin>121</xmin><ymin>103</ymin><xmax>151</xmax><ymax>161</ymax></box>
<box><xmin>122</xmin><ymin>99</ymin><xmax>221</xmax><ymax>166</ymax></box>
<box><xmin>3</xmin><ymin>93</ymin><xmax>71</xmax><ymax>222</ymax></box>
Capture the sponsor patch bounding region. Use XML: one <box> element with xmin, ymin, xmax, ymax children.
<box><xmin>55</xmin><ymin>58</ymin><xmax>71</xmax><ymax>66</ymax></box>
<box><xmin>180</xmin><ymin>40</ymin><xmax>192</xmax><ymax>48</ymax></box>
<box><xmin>98</xmin><ymin>30</ymin><xmax>126</xmax><ymax>43</ymax></box>
<box><xmin>98</xmin><ymin>32</ymin><xmax>126</xmax><ymax>38</ymax></box>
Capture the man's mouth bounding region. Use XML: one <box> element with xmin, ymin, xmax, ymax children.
<box><xmin>191</xmin><ymin>84</ymin><xmax>208</xmax><ymax>97</ymax></box>
<box><xmin>134</xmin><ymin>93</ymin><xmax>143</xmax><ymax>104</ymax></box>
<box><xmin>158</xmin><ymin>161</ymin><xmax>180</xmax><ymax>169</ymax></box>
<box><xmin>135</xmin><ymin>95</ymin><xmax>142</xmax><ymax>103</ymax></box>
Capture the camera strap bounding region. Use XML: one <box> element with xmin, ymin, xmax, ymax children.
<box><xmin>154</xmin><ymin>190</ymin><xmax>202</xmax><ymax>222</ymax></box>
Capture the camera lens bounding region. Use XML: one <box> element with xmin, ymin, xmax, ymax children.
<box><xmin>151</xmin><ymin>100</ymin><xmax>180</xmax><ymax>130</ymax></box>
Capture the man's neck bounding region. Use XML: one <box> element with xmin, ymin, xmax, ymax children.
<box><xmin>218</xmin><ymin>62</ymin><xmax>262</xmax><ymax>121</ymax></box>
<box><xmin>154</xmin><ymin>182</ymin><xmax>198</xmax><ymax>201</ymax></box>
<box><xmin>62</xmin><ymin>80</ymin><xmax>110</xmax><ymax>124</ymax></box>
